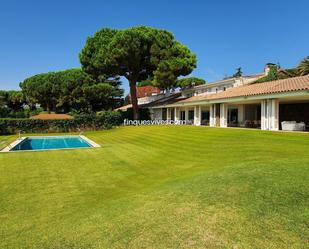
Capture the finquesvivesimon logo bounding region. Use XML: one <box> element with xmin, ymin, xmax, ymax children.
<box><xmin>123</xmin><ymin>119</ymin><xmax>190</xmax><ymax>126</ymax></box>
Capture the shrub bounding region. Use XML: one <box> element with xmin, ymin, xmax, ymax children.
<box><xmin>0</xmin><ymin>107</ymin><xmax>43</xmax><ymax>119</ymax></box>
<box><xmin>255</xmin><ymin>64</ymin><xmax>279</xmax><ymax>83</ymax></box>
<box><xmin>0</xmin><ymin>107</ymin><xmax>10</xmax><ymax>118</ymax></box>
<box><xmin>0</xmin><ymin>111</ymin><xmax>122</xmax><ymax>135</ymax></box>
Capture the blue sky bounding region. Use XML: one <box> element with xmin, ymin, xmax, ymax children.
<box><xmin>0</xmin><ymin>0</ymin><xmax>308</xmax><ymax>94</ymax></box>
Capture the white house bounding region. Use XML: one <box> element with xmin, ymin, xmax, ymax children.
<box><xmin>147</xmin><ymin>68</ymin><xmax>309</xmax><ymax>131</ymax></box>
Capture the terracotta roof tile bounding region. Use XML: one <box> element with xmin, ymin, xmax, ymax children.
<box><xmin>131</xmin><ymin>86</ymin><xmax>161</xmax><ymax>98</ymax></box>
<box><xmin>179</xmin><ymin>75</ymin><xmax>309</xmax><ymax>103</ymax></box>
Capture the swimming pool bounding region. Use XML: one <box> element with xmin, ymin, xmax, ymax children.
<box><xmin>3</xmin><ymin>135</ymin><xmax>100</xmax><ymax>152</ymax></box>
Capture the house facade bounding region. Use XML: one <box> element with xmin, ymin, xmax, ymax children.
<box><xmin>147</xmin><ymin>68</ymin><xmax>309</xmax><ymax>131</ymax></box>
<box><xmin>116</xmin><ymin>86</ymin><xmax>165</xmax><ymax>111</ymax></box>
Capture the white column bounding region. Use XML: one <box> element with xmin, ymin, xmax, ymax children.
<box><xmin>270</xmin><ymin>99</ymin><xmax>279</xmax><ymax>130</ymax></box>
<box><xmin>194</xmin><ymin>105</ymin><xmax>201</xmax><ymax>126</ymax></box>
<box><xmin>238</xmin><ymin>105</ymin><xmax>244</xmax><ymax>123</ymax></box>
<box><xmin>185</xmin><ymin>107</ymin><xmax>189</xmax><ymax>122</ymax></box>
<box><xmin>199</xmin><ymin>105</ymin><xmax>202</xmax><ymax>125</ymax></box>
<box><xmin>149</xmin><ymin>108</ymin><xmax>154</xmax><ymax>120</ymax></box>
<box><xmin>174</xmin><ymin>107</ymin><xmax>179</xmax><ymax>122</ymax></box>
<box><xmin>261</xmin><ymin>100</ymin><xmax>266</xmax><ymax>130</ymax></box>
<box><xmin>220</xmin><ymin>103</ymin><xmax>228</xmax><ymax>127</ymax></box>
<box><xmin>209</xmin><ymin>104</ymin><xmax>215</xmax><ymax>127</ymax></box>
<box><xmin>261</xmin><ymin>99</ymin><xmax>279</xmax><ymax>131</ymax></box>
<box><xmin>167</xmin><ymin>108</ymin><xmax>171</xmax><ymax>121</ymax></box>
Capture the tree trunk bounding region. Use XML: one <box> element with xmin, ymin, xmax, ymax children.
<box><xmin>129</xmin><ymin>79</ymin><xmax>139</xmax><ymax>120</ymax></box>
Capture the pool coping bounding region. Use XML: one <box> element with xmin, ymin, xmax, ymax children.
<box><xmin>0</xmin><ymin>135</ymin><xmax>101</xmax><ymax>152</ymax></box>
<box><xmin>79</xmin><ymin>135</ymin><xmax>101</xmax><ymax>148</ymax></box>
<box><xmin>1</xmin><ymin>137</ymin><xmax>27</xmax><ymax>152</ymax></box>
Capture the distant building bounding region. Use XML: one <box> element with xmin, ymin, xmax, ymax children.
<box><xmin>130</xmin><ymin>86</ymin><xmax>163</xmax><ymax>105</ymax></box>
<box><xmin>134</xmin><ymin>86</ymin><xmax>161</xmax><ymax>98</ymax></box>
<box><xmin>30</xmin><ymin>114</ymin><xmax>74</xmax><ymax>120</ymax></box>
<box><xmin>117</xmin><ymin>86</ymin><xmax>165</xmax><ymax>111</ymax></box>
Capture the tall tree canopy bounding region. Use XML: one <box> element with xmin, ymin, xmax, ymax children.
<box><xmin>255</xmin><ymin>64</ymin><xmax>279</xmax><ymax>83</ymax></box>
<box><xmin>297</xmin><ymin>56</ymin><xmax>309</xmax><ymax>76</ymax></box>
<box><xmin>20</xmin><ymin>69</ymin><xmax>123</xmax><ymax>113</ymax></box>
<box><xmin>176</xmin><ymin>77</ymin><xmax>205</xmax><ymax>89</ymax></box>
<box><xmin>0</xmin><ymin>90</ymin><xmax>25</xmax><ymax>118</ymax></box>
<box><xmin>20</xmin><ymin>72</ymin><xmax>60</xmax><ymax>112</ymax></box>
<box><xmin>80</xmin><ymin>26</ymin><xmax>196</xmax><ymax>119</ymax></box>
<box><xmin>137</xmin><ymin>79</ymin><xmax>153</xmax><ymax>87</ymax></box>
<box><xmin>0</xmin><ymin>90</ymin><xmax>24</xmax><ymax>111</ymax></box>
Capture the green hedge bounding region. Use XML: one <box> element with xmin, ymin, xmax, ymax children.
<box><xmin>0</xmin><ymin>111</ymin><xmax>122</xmax><ymax>135</ymax></box>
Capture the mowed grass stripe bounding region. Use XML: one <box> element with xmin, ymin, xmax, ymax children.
<box><xmin>0</xmin><ymin>126</ymin><xmax>308</xmax><ymax>248</ymax></box>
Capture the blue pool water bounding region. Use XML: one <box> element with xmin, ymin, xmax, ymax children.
<box><xmin>11</xmin><ymin>136</ymin><xmax>92</xmax><ymax>151</ymax></box>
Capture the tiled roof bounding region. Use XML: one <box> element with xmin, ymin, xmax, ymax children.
<box><xmin>30</xmin><ymin>114</ymin><xmax>74</xmax><ymax>120</ymax></box>
<box><xmin>143</xmin><ymin>93</ymin><xmax>182</xmax><ymax>107</ymax></box>
<box><xmin>115</xmin><ymin>93</ymin><xmax>182</xmax><ymax>110</ymax></box>
<box><xmin>132</xmin><ymin>86</ymin><xmax>161</xmax><ymax>98</ymax></box>
<box><xmin>179</xmin><ymin>75</ymin><xmax>309</xmax><ymax>103</ymax></box>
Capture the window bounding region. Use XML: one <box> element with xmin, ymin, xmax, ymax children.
<box><xmin>201</xmin><ymin>111</ymin><xmax>210</xmax><ymax>125</ymax></box>
<box><xmin>180</xmin><ymin>111</ymin><xmax>186</xmax><ymax>120</ymax></box>
<box><xmin>228</xmin><ymin>108</ymin><xmax>238</xmax><ymax>125</ymax></box>
<box><xmin>171</xmin><ymin>109</ymin><xmax>175</xmax><ymax>121</ymax></box>
<box><xmin>188</xmin><ymin>110</ymin><xmax>194</xmax><ymax>120</ymax></box>
<box><xmin>162</xmin><ymin>108</ymin><xmax>167</xmax><ymax>120</ymax></box>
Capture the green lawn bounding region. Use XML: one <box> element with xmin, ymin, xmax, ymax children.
<box><xmin>0</xmin><ymin>126</ymin><xmax>308</xmax><ymax>248</ymax></box>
